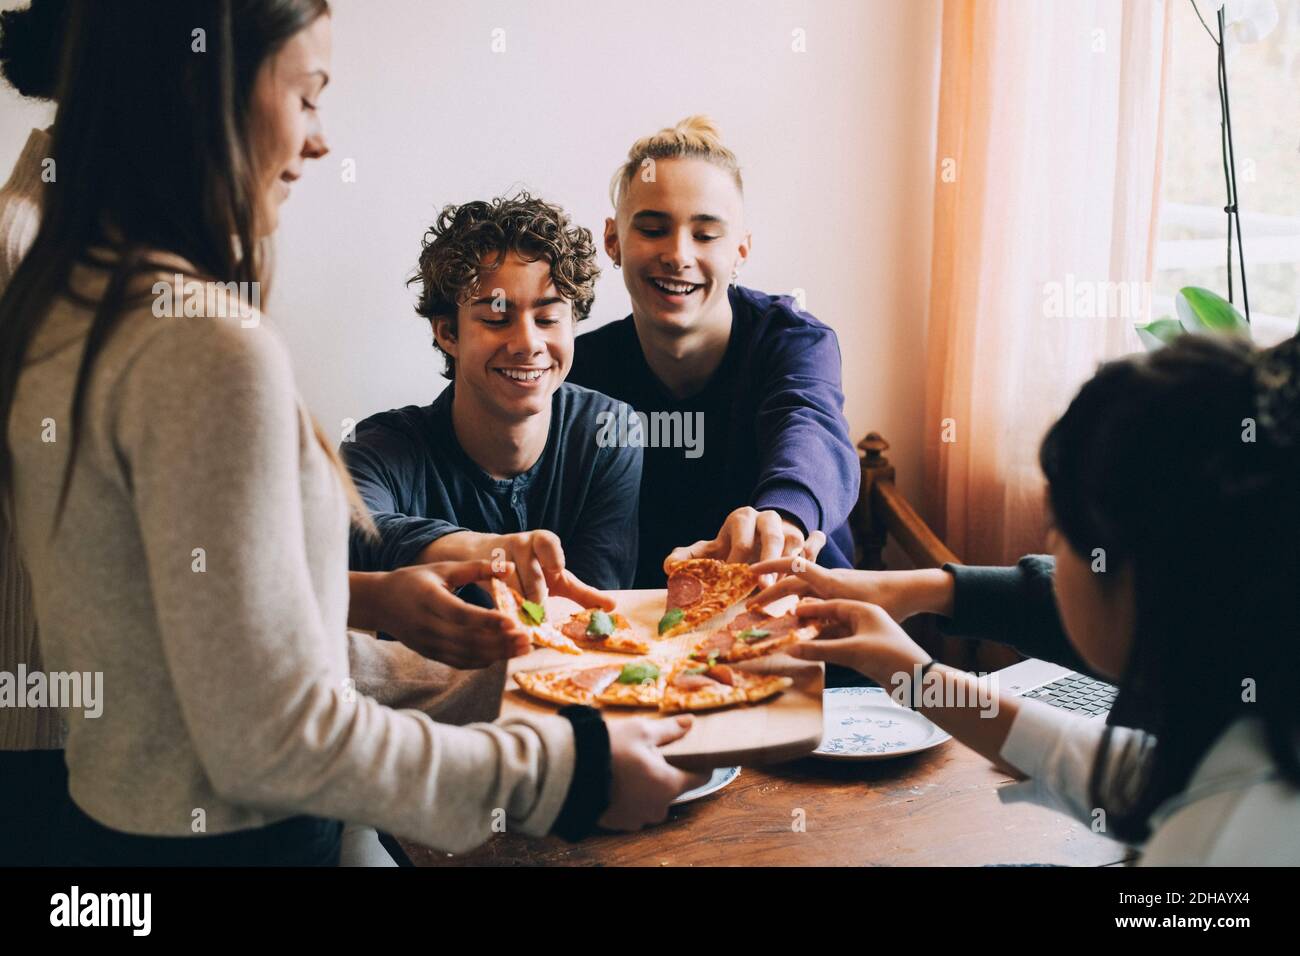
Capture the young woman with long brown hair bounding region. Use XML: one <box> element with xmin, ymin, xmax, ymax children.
<box><xmin>0</xmin><ymin>0</ymin><xmax>702</xmax><ymax>866</ymax></box>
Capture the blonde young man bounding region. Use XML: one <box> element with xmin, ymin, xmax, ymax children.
<box><xmin>570</xmin><ymin>116</ymin><xmax>859</xmax><ymax>590</ymax></box>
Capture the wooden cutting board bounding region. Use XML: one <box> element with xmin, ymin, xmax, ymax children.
<box><xmin>501</xmin><ymin>589</ymin><xmax>824</xmax><ymax>771</ymax></box>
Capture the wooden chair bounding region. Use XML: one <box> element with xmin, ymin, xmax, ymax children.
<box><xmin>851</xmin><ymin>432</ymin><xmax>958</xmax><ymax>572</ymax></box>
<box><xmin>849</xmin><ymin>431</ymin><xmax>1019</xmax><ymax>672</ymax></box>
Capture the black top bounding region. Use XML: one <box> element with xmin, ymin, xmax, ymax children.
<box><xmin>941</xmin><ymin>555</ymin><xmax>1098</xmax><ymax>678</ymax></box>
<box><xmin>343</xmin><ymin>382</ymin><xmax>643</xmax><ymax>590</ymax></box>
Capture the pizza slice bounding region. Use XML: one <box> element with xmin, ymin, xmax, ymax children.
<box><xmin>594</xmin><ymin>659</ymin><xmax>665</xmax><ymax>708</ymax></box>
<box><xmin>660</xmin><ymin>658</ymin><xmax>793</xmax><ymax>714</ymax></box>
<box><xmin>689</xmin><ymin>604</ymin><xmax>821</xmax><ymax>662</ymax></box>
<box><xmin>557</xmin><ymin>609</ymin><xmax>652</xmax><ymax>655</ymax></box>
<box><xmin>489</xmin><ymin>578</ymin><xmax>582</xmax><ymax>655</ymax></box>
<box><xmin>658</xmin><ymin>558</ymin><xmax>758</xmax><ymax>638</ymax></box>
<box><xmin>513</xmin><ymin>659</ymin><xmax>664</xmax><ymax>709</ymax></box>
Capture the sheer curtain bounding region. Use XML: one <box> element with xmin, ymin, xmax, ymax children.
<box><xmin>923</xmin><ymin>0</ymin><xmax>1173</xmax><ymax>564</ymax></box>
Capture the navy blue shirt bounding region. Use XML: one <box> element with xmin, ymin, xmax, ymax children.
<box><xmin>343</xmin><ymin>382</ymin><xmax>643</xmax><ymax>590</ymax></box>
<box><xmin>568</xmin><ymin>285</ymin><xmax>859</xmax><ymax>588</ymax></box>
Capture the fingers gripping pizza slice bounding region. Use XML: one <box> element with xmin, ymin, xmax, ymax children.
<box><xmin>690</xmin><ymin>604</ymin><xmax>821</xmax><ymax>663</ymax></box>
<box><xmin>661</xmin><ymin>658</ymin><xmax>793</xmax><ymax>714</ymax></box>
<box><xmin>490</xmin><ymin>578</ymin><xmax>582</xmax><ymax>655</ymax></box>
<box><xmin>514</xmin><ymin>659</ymin><xmax>664</xmax><ymax>709</ymax></box>
<box><xmin>658</xmin><ymin>558</ymin><xmax>758</xmax><ymax>638</ymax></box>
<box><xmin>558</xmin><ymin>609</ymin><xmax>652</xmax><ymax>655</ymax></box>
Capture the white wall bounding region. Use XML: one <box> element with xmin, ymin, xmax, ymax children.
<box><xmin>0</xmin><ymin>0</ymin><xmax>941</xmax><ymax>503</ymax></box>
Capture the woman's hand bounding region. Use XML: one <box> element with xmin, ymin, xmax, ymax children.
<box><xmin>599</xmin><ymin>716</ymin><xmax>711</xmax><ymax>831</ymax></box>
<box><xmin>666</xmin><ymin>506</ymin><xmax>826</xmax><ymax>587</ymax></box>
<box><xmin>788</xmin><ymin>598</ymin><xmax>931</xmax><ymax>686</ymax></box>
<box><xmin>748</xmin><ymin>557</ymin><xmax>955</xmax><ymax>622</ymax></box>
<box><xmin>795</xmin><ymin>599</ymin><xmax>1024</xmax><ymax>776</ymax></box>
<box><xmin>360</xmin><ymin>560</ymin><xmax>532</xmax><ymax>668</ymax></box>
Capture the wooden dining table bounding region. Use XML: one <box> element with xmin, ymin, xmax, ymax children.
<box><xmin>397</xmin><ymin>585</ymin><xmax>1133</xmax><ymax>869</ymax></box>
<box><xmin>401</xmin><ymin>733</ymin><xmax>1131</xmax><ymax>866</ymax></box>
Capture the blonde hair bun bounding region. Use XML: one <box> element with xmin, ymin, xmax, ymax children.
<box><xmin>610</xmin><ymin>114</ymin><xmax>744</xmax><ymax>208</ymax></box>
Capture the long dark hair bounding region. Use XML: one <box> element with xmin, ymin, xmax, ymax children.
<box><xmin>0</xmin><ymin>0</ymin><xmax>372</xmax><ymax>533</ymax></box>
<box><xmin>1040</xmin><ymin>334</ymin><xmax>1300</xmax><ymax>843</ymax></box>
<box><xmin>0</xmin><ymin>0</ymin><xmax>68</xmax><ymax>99</ymax></box>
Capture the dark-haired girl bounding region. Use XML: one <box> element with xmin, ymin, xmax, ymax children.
<box><xmin>1</xmin><ymin>0</ymin><xmax>702</xmax><ymax>866</ymax></box>
<box><xmin>754</xmin><ymin>335</ymin><xmax>1300</xmax><ymax>864</ymax></box>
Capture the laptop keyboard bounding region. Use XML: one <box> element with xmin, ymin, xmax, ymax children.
<box><xmin>1020</xmin><ymin>673</ymin><xmax>1117</xmax><ymax>717</ymax></box>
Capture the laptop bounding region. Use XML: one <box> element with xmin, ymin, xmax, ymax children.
<box><xmin>996</xmin><ymin>658</ymin><xmax>1117</xmax><ymax>719</ymax></box>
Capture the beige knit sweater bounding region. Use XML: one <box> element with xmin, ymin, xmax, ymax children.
<box><xmin>0</xmin><ymin>127</ymin><xmax>62</xmax><ymax>750</ymax></box>
<box><xmin>7</xmin><ymin>255</ymin><xmax>577</xmax><ymax>851</ymax></box>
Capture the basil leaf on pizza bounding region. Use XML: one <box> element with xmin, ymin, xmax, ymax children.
<box><xmin>738</xmin><ymin>628</ymin><xmax>771</xmax><ymax>644</ymax></box>
<box><xmin>618</xmin><ymin>661</ymin><xmax>660</xmax><ymax>685</ymax></box>
<box><xmin>658</xmin><ymin>608</ymin><xmax>684</xmax><ymax>635</ymax></box>
<box><xmin>520</xmin><ymin>599</ymin><xmax>546</xmax><ymax>626</ymax></box>
<box><xmin>586</xmin><ymin>609</ymin><xmax>615</xmax><ymax>637</ymax></box>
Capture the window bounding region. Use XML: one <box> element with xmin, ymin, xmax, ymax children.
<box><xmin>1156</xmin><ymin>0</ymin><xmax>1300</xmax><ymax>346</ymax></box>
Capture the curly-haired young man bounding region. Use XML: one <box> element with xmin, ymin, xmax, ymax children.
<box><xmin>343</xmin><ymin>194</ymin><xmax>642</xmax><ymax>649</ymax></box>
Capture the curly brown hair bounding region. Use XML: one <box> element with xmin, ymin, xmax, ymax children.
<box><xmin>408</xmin><ymin>193</ymin><xmax>600</xmax><ymax>379</ymax></box>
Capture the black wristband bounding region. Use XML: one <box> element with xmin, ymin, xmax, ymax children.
<box><xmin>908</xmin><ymin>658</ymin><xmax>939</xmax><ymax>711</ymax></box>
<box><xmin>551</xmin><ymin>705</ymin><xmax>612</xmax><ymax>842</ymax></box>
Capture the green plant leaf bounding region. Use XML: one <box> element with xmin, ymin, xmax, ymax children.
<box><xmin>738</xmin><ymin>628</ymin><xmax>772</xmax><ymax>644</ymax></box>
<box><xmin>1175</xmin><ymin>287</ymin><xmax>1249</xmax><ymax>336</ymax></box>
<box><xmin>585</xmin><ymin>609</ymin><xmax>615</xmax><ymax>637</ymax></box>
<box><xmin>1134</xmin><ymin>317</ymin><xmax>1185</xmax><ymax>351</ymax></box>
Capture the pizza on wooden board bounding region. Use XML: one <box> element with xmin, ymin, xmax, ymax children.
<box><xmin>660</xmin><ymin>658</ymin><xmax>793</xmax><ymax>714</ymax></box>
<box><xmin>513</xmin><ymin>659</ymin><xmax>664</xmax><ymax>708</ymax></box>
<box><xmin>557</xmin><ymin>609</ymin><xmax>652</xmax><ymax>655</ymax></box>
<box><xmin>658</xmin><ymin>558</ymin><xmax>758</xmax><ymax>638</ymax></box>
<box><xmin>689</xmin><ymin>603</ymin><xmax>821</xmax><ymax>663</ymax></box>
<box><xmin>489</xmin><ymin>578</ymin><xmax>582</xmax><ymax>655</ymax></box>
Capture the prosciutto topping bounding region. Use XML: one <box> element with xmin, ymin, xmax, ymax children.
<box><xmin>738</xmin><ymin>613</ymin><xmax>801</xmax><ymax>639</ymax></box>
<box><xmin>705</xmin><ymin>665</ymin><xmax>739</xmax><ymax>686</ymax></box>
<box><xmin>695</xmin><ymin>630</ymin><xmax>736</xmax><ymax>656</ymax></box>
<box><xmin>560</xmin><ymin>619</ymin><xmax>591</xmax><ymax>642</ymax></box>
<box><xmin>725</xmin><ymin>610</ymin><xmax>769</xmax><ymax>632</ymax></box>
<box><xmin>672</xmin><ymin>672</ymin><xmax>717</xmax><ymax>691</ymax></box>
<box><xmin>568</xmin><ymin>666</ymin><xmax>622</xmax><ymax>695</ymax></box>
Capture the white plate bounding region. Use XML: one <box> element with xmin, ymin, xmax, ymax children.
<box><xmin>671</xmin><ymin>766</ymin><xmax>740</xmax><ymax>804</ymax></box>
<box><xmin>813</xmin><ymin>687</ymin><xmax>951</xmax><ymax>761</ymax></box>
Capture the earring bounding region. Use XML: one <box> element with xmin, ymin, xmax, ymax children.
<box><xmin>613</xmin><ymin>261</ymin><xmax>622</xmax><ymax>270</ymax></box>
<box><xmin>731</xmin><ymin>269</ymin><xmax>739</xmax><ymax>283</ymax></box>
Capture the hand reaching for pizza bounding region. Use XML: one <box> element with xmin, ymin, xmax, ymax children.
<box><xmin>600</xmin><ymin>716</ymin><xmax>712</xmax><ymax>831</ymax></box>
<box><xmin>786</xmin><ymin>598</ymin><xmax>931</xmax><ymax>686</ymax></box>
<box><xmin>484</xmin><ymin>530</ymin><xmax>615</xmax><ymax>609</ymax></box>
<box><xmin>664</xmin><ymin>506</ymin><xmax>826</xmax><ymax>585</ymax></box>
<box><xmin>363</xmin><ymin>560</ymin><xmax>532</xmax><ymax>669</ymax></box>
<box><xmin>748</xmin><ymin>558</ymin><xmax>956</xmax><ymax>623</ymax></box>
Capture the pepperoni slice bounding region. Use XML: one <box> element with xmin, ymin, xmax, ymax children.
<box><xmin>667</xmin><ymin>574</ymin><xmax>704</xmax><ymax>609</ymax></box>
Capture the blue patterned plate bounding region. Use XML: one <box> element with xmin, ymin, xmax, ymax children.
<box><xmin>813</xmin><ymin>687</ymin><xmax>951</xmax><ymax>761</ymax></box>
<box><xmin>671</xmin><ymin>766</ymin><xmax>740</xmax><ymax>804</ymax></box>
